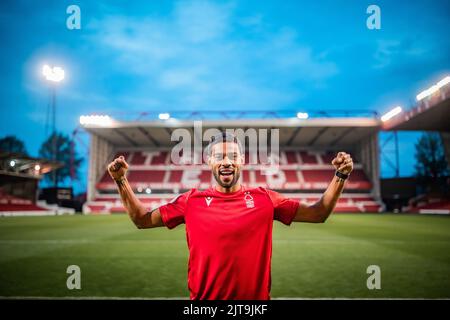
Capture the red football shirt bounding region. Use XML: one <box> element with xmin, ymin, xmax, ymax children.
<box><xmin>158</xmin><ymin>185</ymin><xmax>299</xmax><ymax>300</ymax></box>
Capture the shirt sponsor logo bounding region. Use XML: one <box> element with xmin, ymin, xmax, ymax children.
<box><xmin>205</xmin><ymin>197</ymin><xmax>213</xmax><ymax>207</ymax></box>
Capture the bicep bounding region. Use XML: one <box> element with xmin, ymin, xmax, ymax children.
<box><xmin>292</xmin><ymin>202</ymin><xmax>324</xmax><ymax>223</ymax></box>
<box><xmin>138</xmin><ymin>208</ymin><xmax>165</xmax><ymax>229</ymax></box>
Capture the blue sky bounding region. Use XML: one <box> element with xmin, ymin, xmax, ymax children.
<box><xmin>0</xmin><ymin>0</ymin><xmax>449</xmax><ymax>193</ymax></box>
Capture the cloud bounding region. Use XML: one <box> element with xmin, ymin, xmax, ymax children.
<box><xmin>259</xmin><ymin>28</ymin><xmax>338</xmax><ymax>80</ymax></box>
<box><xmin>373</xmin><ymin>39</ymin><xmax>428</xmax><ymax>69</ymax></box>
<box><xmin>174</xmin><ymin>0</ymin><xmax>232</xmax><ymax>43</ymax></box>
<box><xmin>160</xmin><ymin>67</ymin><xmax>207</xmax><ymax>89</ymax></box>
<box><xmin>83</xmin><ymin>0</ymin><xmax>338</xmax><ymax>110</ymax></box>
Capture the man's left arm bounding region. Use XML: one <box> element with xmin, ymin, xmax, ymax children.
<box><xmin>293</xmin><ymin>152</ymin><xmax>353</xmax><ymax>223</ymax></box>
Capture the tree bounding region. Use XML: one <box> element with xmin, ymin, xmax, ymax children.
<box><xmin>39</xmin><ymin>132</ymin><xmax>83</xmax><ymax>187</ymax></box>
<box><xmin>414</xmin><ymin>132</ymin><xmax>449</xmax><ymax>193</ymax></box>
<box><xmin>0</xmin><ymin>135</ymin><xmax>28</xmax><ymax>155</ymax></box>
<box><xmin>415</xmin><ymin>132</ymin><xmax>449</xmax><ymax>194</ymax></box>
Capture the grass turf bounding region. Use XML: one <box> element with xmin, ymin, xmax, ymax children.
<box><xmin>0</xmin><ymin>213</ymin><xmax>449</xmax><ymax>298</ymax></box>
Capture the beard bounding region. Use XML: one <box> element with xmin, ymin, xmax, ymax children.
<box><xmin>213</xmin><ymin>168</ymin><xmax>241</xmax><ymax>189</ymax></box>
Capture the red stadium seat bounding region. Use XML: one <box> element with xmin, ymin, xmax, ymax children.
<box><xmin>199</xmin><ymin>171</ymin><xmax>212</xmax><ymax>183</ymax></box>
<box><xmin>299</xmin><ymin>151</ymin><xmax>318</xmax><ymax>164</ymax></box>
<box><xmin>284</xmin><ymin>170</ymin><xmax>298</xmax><ymax>183</ymax></box>
<box><xmin>0</xmin><ymin>204</ymin><xmax>47</xmax><ymax>211</ymax></box>
<box><xmin>0</xmin><ymin>189</ymin><xmax>47</xmax><ymax>213</ymax></box>
<box><xmin>127</xmin><ymin>170</ymin><xmax>165</xmax><ymax>183</ymax></box>
<box><xmin>150</xmin><ymin>151</ymin><xmax>168</xmax><ymax>165</ymax></box>
<box><xmin>130</xmin><ymin>151</ymin><xmax>147</xmax><ymax>165</ymax></box>
<box><xmin>168</xmin><ymin>170</ymin><xmax>183</xmax><ymax>183</ymax></box>
<box><xmin>321</xmin><ymin>152</ymin><xmax>336</xmax><ymax>165</ymax></box>
<box><xmin>241</xmin><ymin>170</ymin><xmax>251</xmax><ymax>184</ymax></box>
<box><xmin>254</xmin><ymin>170</ymin><xmax>266</xmax><ymax>184</ymax></box>
<box><xmin>285</xmin><ymin>151</ymin><xmax>298</xmax><ymax>164</ymax></box>
<box><xmin>302</xmin><ymin>169</ymin><xmax>334</xmax><ymax>183</ymax></box>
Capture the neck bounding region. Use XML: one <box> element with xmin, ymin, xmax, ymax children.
<box><xmin>215</xmin><ymin>183</ymin><xmax>242</xmax><ymax>194</ymax></box>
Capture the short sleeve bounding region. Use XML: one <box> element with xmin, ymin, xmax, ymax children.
<box><xmin>265</xmin><ymin>189</ymin><xmax>299</xmax><ymax>226</ymax></box>
<box><xmin>159</xmin><ymin>190</ymin><xmax>191</xmax><ymax>229</ymax></box>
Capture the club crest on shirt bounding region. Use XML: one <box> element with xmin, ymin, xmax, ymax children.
<box><xmin>205</xmin><ymin>197</ymin><xmax>213</xmax><ymax>207</ymax></box>
<box><xmin>244</xmin><ymin>192</ymin><xmax>254</xmax><ymax>208</ymax></box>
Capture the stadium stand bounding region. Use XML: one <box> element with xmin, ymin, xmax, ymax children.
<box><xmin>85</xmin><ymin>149</ymin><xmax>382</xmax><ymax>214</ymax></box>
<box><xmin>79</xmin><ymin>111</ymin><xmax>393</xmax><ymax>214</ymax></box>
<box><xmin>403</xmin><ymin>194</ymin><xmax>450</xmax><ymax>214</ymax></box>
<box><xmin>382</xmin><ymin>76</ymin><xmax>450</xmax><ymax>214</ymax></box>
<box><xmin>0</xmin><ymin>188</ymin><xmax>51</xmax><ymax>216</ymax></box>
<box><xmin>81</xmin><ymin>82</ymin><xmax>450</xmax><ymax>215</ymax></box>
<box><xmin>0</xmin><ymin>152</ymin><xmax>63</xmax><ymax>215</ymax></box>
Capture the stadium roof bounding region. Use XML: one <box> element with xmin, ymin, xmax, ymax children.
<box><xmin>81</xmin><ymin>117</ymin><xmax>381</xmax><ymax>148</ymax></box>
<box><xmin>382</xmin><ymin>80</ymin><xmax>450</xmax><ymax>132</ymax></box>
<box><xmin>0</xmin><ymin>152</ymin><xmax>63</xmax><ymax>179</ymax></box>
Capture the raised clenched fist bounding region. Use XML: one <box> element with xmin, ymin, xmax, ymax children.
<box><xmin>331</xmin><ymin>152</ymin><xmax>353</xmax><ymax>175</ymax></box>
<box><xmin>107</xmin><ymin>156</ymin><xmax>129</xmax><ymax>181</ymax></box>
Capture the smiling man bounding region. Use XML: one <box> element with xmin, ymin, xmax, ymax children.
<box><xmin>107</xmin><ymin>132</ymin><xmax>353</xmax><ymax>300</ymax></box>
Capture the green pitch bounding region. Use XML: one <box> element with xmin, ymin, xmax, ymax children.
<box><xmin>0</xmin><ymin>214</ymin><xmax>449</xmax><ymax>299</ymax></box>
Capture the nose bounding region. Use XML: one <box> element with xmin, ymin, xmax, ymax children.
<box><xmin>221</xmin><ymin>155</ymin><xmax>232</xmax><ymax>166</ymax></box>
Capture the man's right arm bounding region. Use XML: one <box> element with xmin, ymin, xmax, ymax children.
<box><xmin>107</xmin><ymin>156</ymin><xmax>164</xmax><ymax>229</ymax></box>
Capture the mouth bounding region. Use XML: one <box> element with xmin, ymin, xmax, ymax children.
<box><xmin>215</xmin><ymin>167</ymin><xmax>239</xmax><ymax>188</ymax></box>
<box><xmin>219</xmin><ymin>168</ymin><xmax>234</xmax><ymax>177</ymax></box>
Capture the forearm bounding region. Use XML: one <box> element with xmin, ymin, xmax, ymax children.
<box><xmin>293</xmin><ymin>174</ymin><xmax>346</xmax><ymax>223</ymax></box>
<box><xmin>114</xmin><ymin>176</ymin><xmax>148</xmax><ymax>227</ymax></box>
<box><xmin>315</xmin><ymin>174</ymin><xmax>346</xmax><ymax>220</ymax></box>
<box><xmin>294</xmin><ymin>152</ymin><xmax>352</xmax><ymax>223</ymax></box>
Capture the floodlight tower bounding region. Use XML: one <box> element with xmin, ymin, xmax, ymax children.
<box><xmin>42</xmin><ymin>65</ymin><xmax>65</xmax><ymax>187</ymax></box>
